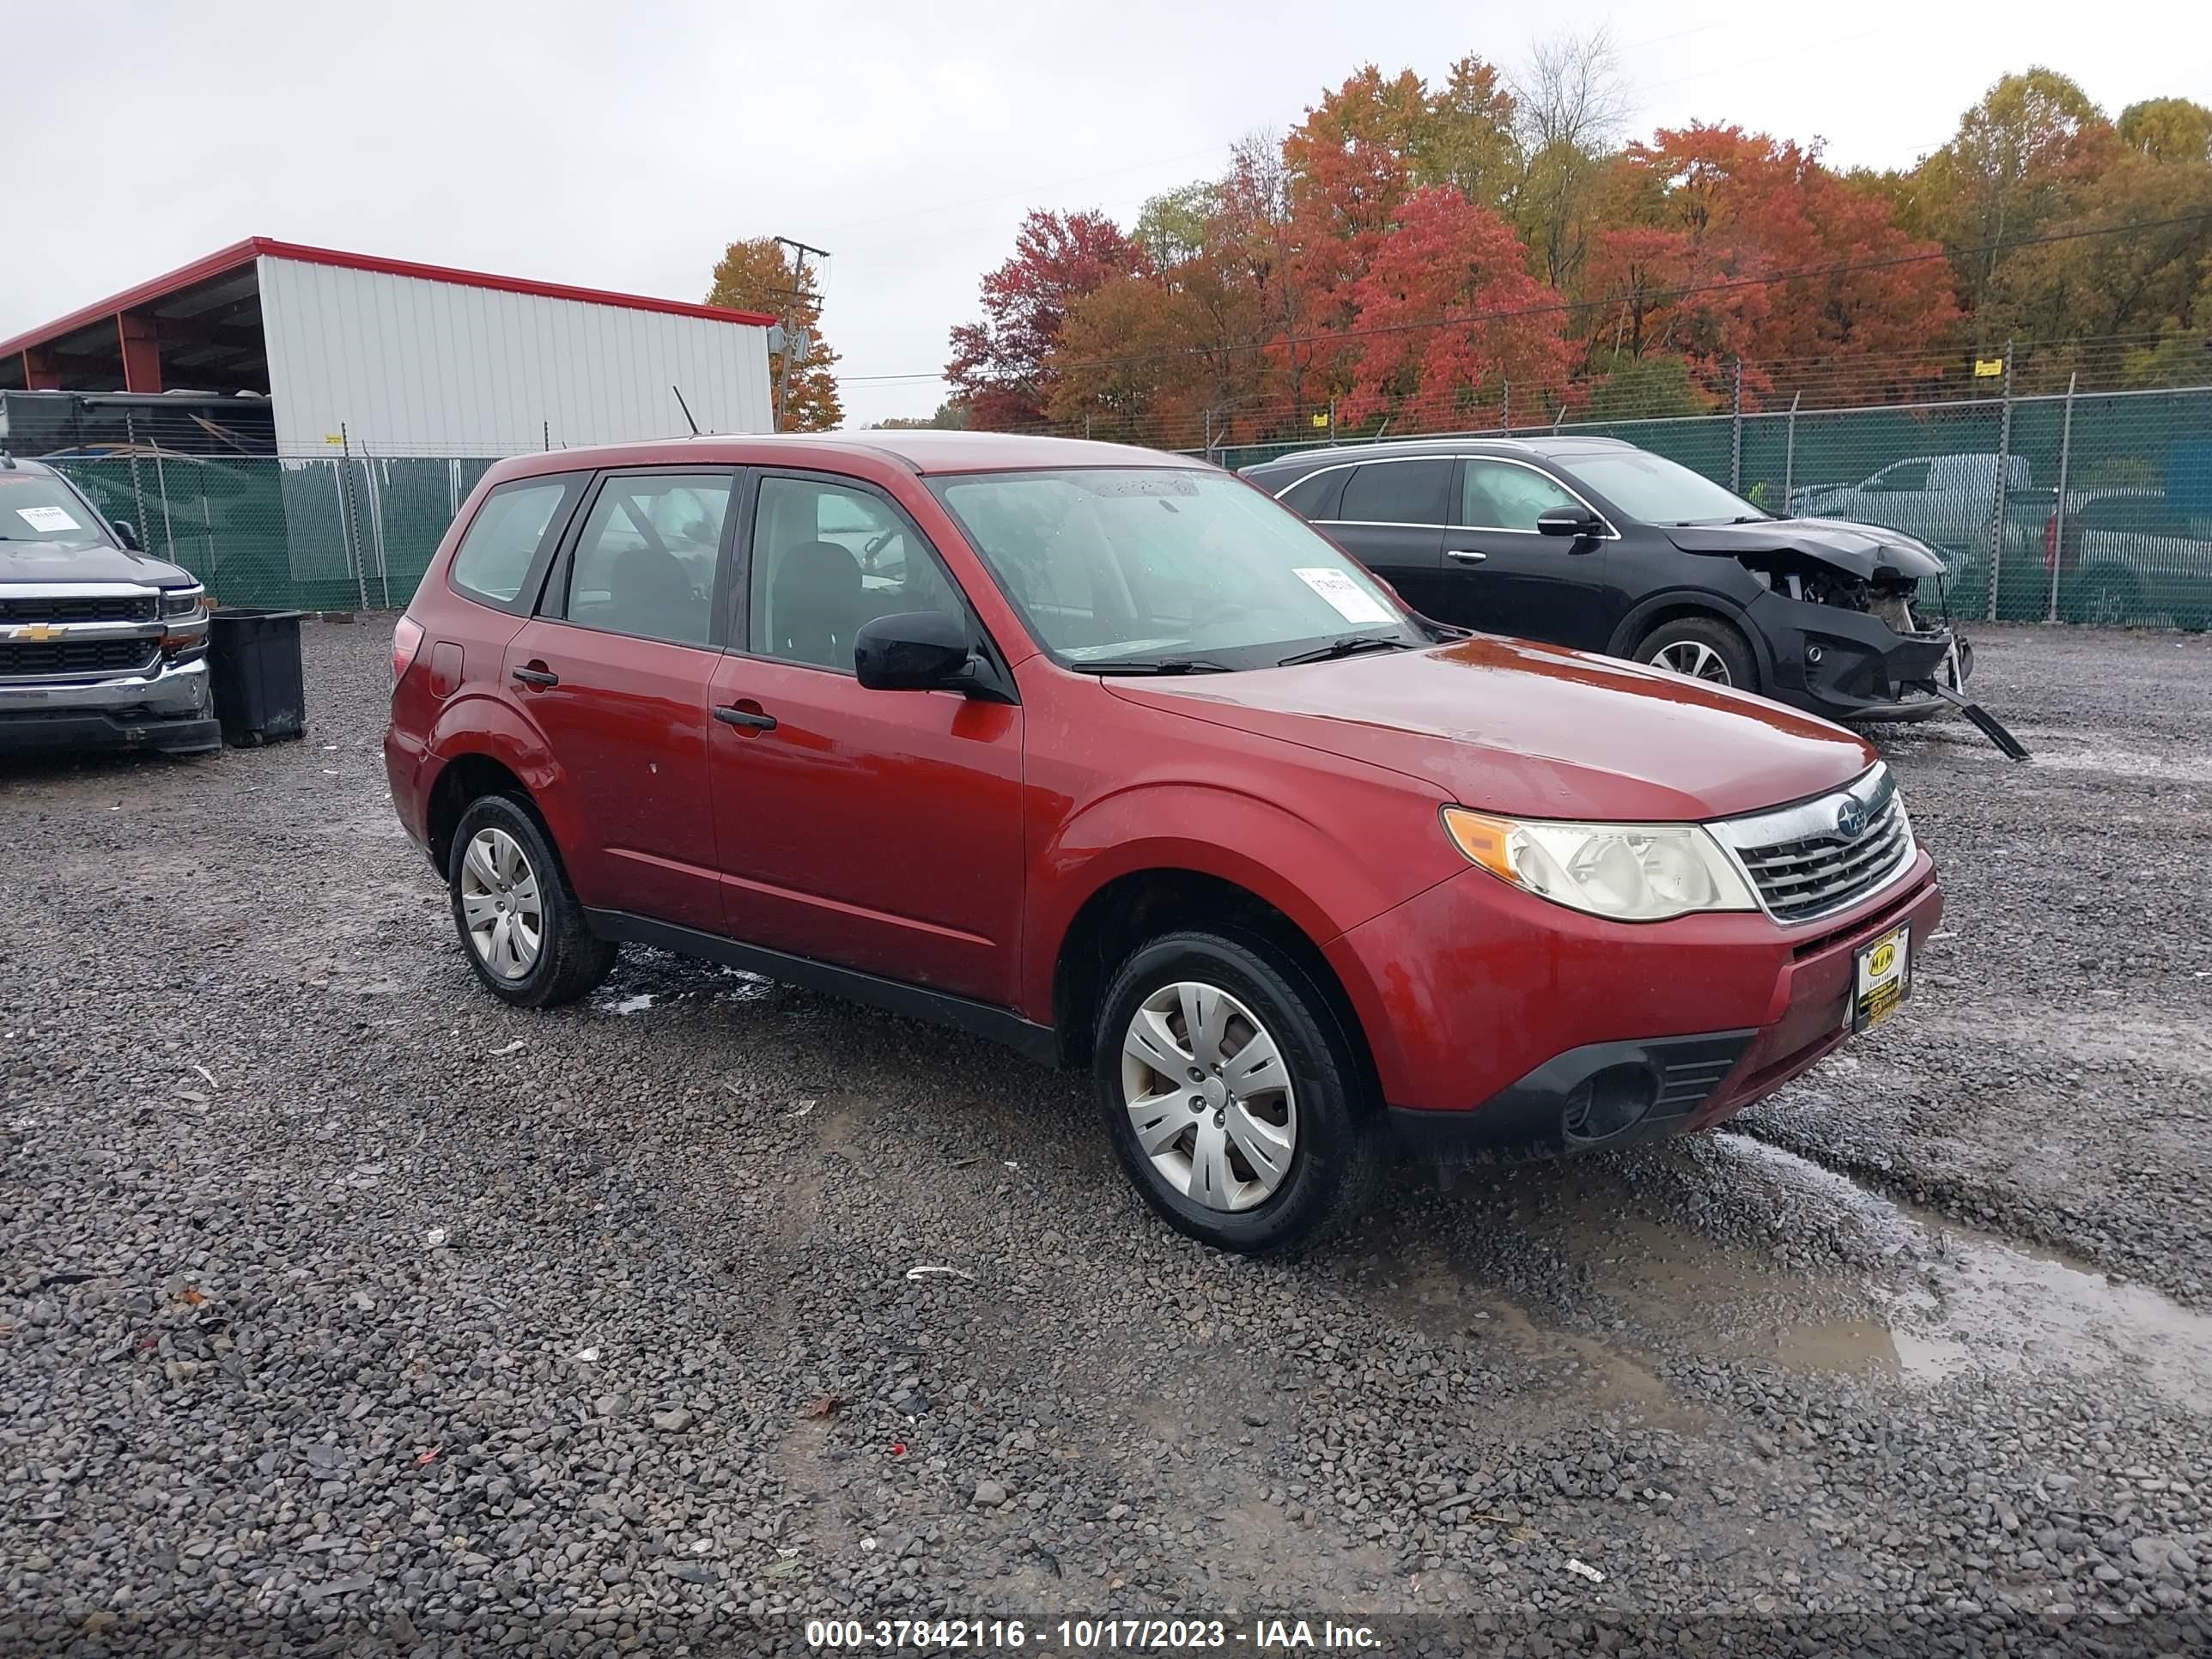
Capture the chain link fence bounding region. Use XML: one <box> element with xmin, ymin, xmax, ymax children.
<box><xmin>1207</xmin><ymin>383</ymin><xmax>2212</xmax><ymax>630</ymax></box>
<box><xmin>47</xmin><ymin>454</ymin><xmax>500</xmax><ymax>613</ymax></box>
<box><xmin>27</xmin><ymin>384</ymin><xmax>2212</xmax><ymax>630</ymax></box>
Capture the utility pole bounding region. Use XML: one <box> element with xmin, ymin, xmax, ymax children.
<box><xmin>769</xmin><ymin>236</ymin><xmax>830</xmax><ymax>432</ymax></box>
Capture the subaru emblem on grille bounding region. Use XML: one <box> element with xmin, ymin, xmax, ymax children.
<box><xmin>1834</xmin><ymin>798</ymin><xmax>1868</xmax><ymax>840</ymax></box>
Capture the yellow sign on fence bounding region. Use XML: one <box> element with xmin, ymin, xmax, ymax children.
<box><xmin>1972</xmin><ymin>358</ymin><xmax>2005</xmax><ymax>378</ymax></box>
<box><xmin>1310</xmin><ymin>412</ymin><xmax>1330</xmax><ymax>428</ymax></box>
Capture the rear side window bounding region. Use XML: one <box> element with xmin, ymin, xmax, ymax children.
<box><xmin>1277</xmin><ymin>468</ymin><xmax>1346</xmax><ymax>520</ymax></box>
<box><xmin>564</xmin><ymin>471</ymin><xmax>735</xmax><ymax>647</ymax></box>
<box><xmin>450</xmin><ymin>477</ymin><xmax>582</xmax><ymax>606</ymax></box>
<box><xmin>1340</xmin><ymin>459</ymin><xmax>1450</xmax><ymax>526</ymax></box>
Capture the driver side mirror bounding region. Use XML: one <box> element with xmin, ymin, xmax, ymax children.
<box><xmin>854</xmin><ymin>611</ymin><xmax>975</xmax><ymax>693</ymax></box>
<box><xmin>1536</xmin><ymin>506</ymin><xmax>1602</xmax><ymax>541</ymax></box>
<box><xmin>112</xmin><ymin>518</ymin><xmax>143</xmax><ymax>550</ymax></box>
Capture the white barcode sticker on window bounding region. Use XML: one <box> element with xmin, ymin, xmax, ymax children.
<box><xmin>16</xmin><ymin>506</ymin><xmax>82</xmax><ymax>532</ymax></box>
<box><xmin>1294</xmin><ymin>567</ymin><xmax>1393</xmax><ymax>625</ymax></box>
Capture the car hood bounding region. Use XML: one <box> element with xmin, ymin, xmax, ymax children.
<box><xmin>0</xmin><ymin>540</ymin><xmax>197</xmax><ymax>587</ymax></box>
<box><xmin>1104</xmin><ymin>635</ymin><xmax>1873</xmax><ymax>822</ymax></box>
<box><xmin>1666</xmin><ymin>518</ymin><xmax>1948</xmax><ymax>580</ymax></box>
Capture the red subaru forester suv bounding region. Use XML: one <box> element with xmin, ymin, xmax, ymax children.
<box><xmin>386</xmin><ymin>431</ymin><xmax>1941</xmax><ymax>1254</ymax></box>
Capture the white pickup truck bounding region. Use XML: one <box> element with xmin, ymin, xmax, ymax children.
<box><xmin>1790</xmin><ymin>454</ymin><xmax>2049</xmax><ymax>569</ymax></box>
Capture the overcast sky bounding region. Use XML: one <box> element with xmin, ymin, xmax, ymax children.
<box><xmin>5</xmin><ymin>0</ymin><xmax>2205</xmax><ymax>426</ymax></box>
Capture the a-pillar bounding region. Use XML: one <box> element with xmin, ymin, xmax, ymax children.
<box><xmin>118</xmin><ymin>311</ymin><xmax>162</xmax><ymax>393</ymax></box>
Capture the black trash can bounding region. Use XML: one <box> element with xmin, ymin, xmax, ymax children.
<box><xmin>208</xmin><ymin>608</ymin><xmax>307</xmax><ymax>746</ymax></box>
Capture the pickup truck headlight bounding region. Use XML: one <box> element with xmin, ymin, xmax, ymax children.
<box><xmin>1443</xmin><ymin>806</ymin><xmax>1758</xmax><ymax>921</ymax></box>
<box><xmin>161</xmin><ymin>586</ymin><xmax>206</xmax><ymax>619</ymax></box>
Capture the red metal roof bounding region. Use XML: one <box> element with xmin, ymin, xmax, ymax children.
<box><xmin>0</xmin><ymin>237</ymin><xmax>777</xmax><ymax>360</ymax></box>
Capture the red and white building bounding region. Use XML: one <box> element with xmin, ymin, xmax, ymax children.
<box><xmin>0</xmin><ymin>239</ymin><xmax>776</xmax><ymax>454</ymax></box>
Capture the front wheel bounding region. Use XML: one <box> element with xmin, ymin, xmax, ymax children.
<box><xmin>447</xmin><ymin>794</ymin><xmax>617</xmax><ymax>1008</ymax></box>
<box><xmin>1634</xmin><ymin>615</ymin><xmax>1757</xmax><ymax>690</ymax></box>
<box><xmin>1095</xmin><ymin>931</ymin><xmax>1380</xmax><ymax>1255</ymax></box>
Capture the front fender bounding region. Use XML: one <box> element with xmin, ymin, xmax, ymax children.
<box><xmin>1023</xmin><ymin>778</ymin><xmax>1459</xmax><ymax>1079</ymax></box>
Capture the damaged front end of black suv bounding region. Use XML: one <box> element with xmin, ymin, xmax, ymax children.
<box><xmin>1670</xmin><ymin>518</ymin><xmax>2026</xmax><ymax>758</ymax></box>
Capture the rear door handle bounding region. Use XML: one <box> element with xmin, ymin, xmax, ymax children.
<box><xmin>1445</xmin><ymin>549</ymin><xmax>1488</xmax><ymax>564</ymax></box>
<box><xmin>714</xmin><ymin>703</ymin><xmax>778</xmax><ymax>732</ymax></box>
<box><xmin>511</xmin><ymin>664</ymin><xmax>560</xmax><ymax>687</ymax></box>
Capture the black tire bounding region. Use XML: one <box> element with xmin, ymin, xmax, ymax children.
<box><xmin>447</xmin><ymin>793</ymin><xmax>617</xmax><ymax>1009</ymax></box>
<box><xmin>2063</xmin><ymin>564</ymin><xmax>2142</xmax><ymax>628</ymax></box>
<box><xmin>1094</xmin><ymin>930</ymin><xmax>1381</xmax><ymax>1256</ymax></box>
<box><xmin>1633</xmin><ymin>614</ymin><xmax>1758</xmax><ymax>690</ymax></box>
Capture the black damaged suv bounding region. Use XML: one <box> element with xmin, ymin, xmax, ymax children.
<box><xmin>0</xmin><ymin>456</ymin><xmax>216</xmax><ymax>755</ymax></box>
<box><xmin>1243</xmin><ymin>435</ymin><xmax>1971</xmax><ymax>723</ymax></box>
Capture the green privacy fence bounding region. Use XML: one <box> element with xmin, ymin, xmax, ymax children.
<box><xmin>50</xmin><ymin>454</ymin><xmax>500</xmax><ymax>613</ymax></box>
<box><xmin>1206</xmin><ymin>383</ymin><xmax>2212</xmax><ymax>630</ymax></box>
<box><xmin>42</xmin><ymin>385</ymin><xmax>2212</xmax><ymax>629</ymax></box>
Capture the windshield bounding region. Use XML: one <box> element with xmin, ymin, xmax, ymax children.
<box><xmin>931</xmin><ymin>468</ymin><xmax>1428</xmax><ymax>670</ymax></box>
<box><xmin>0</xmin><ymin>473</ymin><xmax>117</xmax><ymax>548</ymax></box>
<box><xmin>1567</xmin><ymin>451</ymin><xmax>1767</xmax><ymax>526</ymax></box>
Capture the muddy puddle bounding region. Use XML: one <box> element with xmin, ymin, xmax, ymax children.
<box><xmin>1363</xmin><ymin>1132</ymin><xmax>2212</xmax><ymax>1423</ymax></box>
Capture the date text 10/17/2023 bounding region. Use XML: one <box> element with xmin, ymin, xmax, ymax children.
<box><xmin>804</xmin><ymin>1619</ymin><xmax>1382</xmax><ymax>1650</ymax></box>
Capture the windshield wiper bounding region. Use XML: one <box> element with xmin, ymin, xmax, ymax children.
<box><xmin>1079</xmin><ymin>658</ymin><xmax>1236</xmax><ymax>676</ymax></box>
<box><xmin>1277</xmin><ymin>635</ymin><xmax>1414</xmax><ymax>667</ymax></box>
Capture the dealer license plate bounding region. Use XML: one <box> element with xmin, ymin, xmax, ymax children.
<box><xmin>1852</xmin><ymin>924</ymin><xmax>1911</xmax><ymax>1032</ymax></box>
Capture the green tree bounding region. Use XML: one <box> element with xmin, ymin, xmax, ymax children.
<box><xmin>1915</xmin><ymin>70</ymin><xmax>2117</xmax><ymax>337</ymax></box>
<box><xmin>706</xmin><ymin>238</ymin><xmax>843</xmax><ymax>431</ymax></box>
<box><xmin>1583</xmin><ymin>351</ymin><xmax>1715</xmax><ymax>421</ymax></box>
<box><xmin>2118</xmin><ymin>97</ymin><xmax>2212</xmax><ymax>164</ymax></box>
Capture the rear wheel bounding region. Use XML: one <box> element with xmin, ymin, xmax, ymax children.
<box><xmin>1095</xmin><ymin>930</ymin><xmax>1379</xmax><ymax>1255</ymax></box>
<box><xmin>447</xmin><ymin>794</ymin><xmax>617</xmax><ymax>1008</ymax></box>
<box><xmin>1634</xmin><ymin>615</ymin><xmax>1757</xmax><ymax>690</ymax></box>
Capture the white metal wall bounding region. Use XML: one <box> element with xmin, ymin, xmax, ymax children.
<box><xmin>256</xmin><ymin>255</ymin><xmax>773</xmax><ymax>455</ymax></box>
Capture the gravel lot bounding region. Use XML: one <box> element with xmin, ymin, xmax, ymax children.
<box><xmin>3</xmin><ymin>619</ymin><xmax>2209</xmax><ymax>1656</ymax></box>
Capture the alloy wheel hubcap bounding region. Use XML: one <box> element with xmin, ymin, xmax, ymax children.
<box><xmin>459</xmin><ymin>827</ymin><xmax>543</xmax><ymax>979</ymax></box>
<box><xmin>1653</xmin><ymin>640</ymin><xmax>1732</xmax><ymax>684</ymax></box>
<box><xmin>1121</xmin><ymin>981</ymin><xmax>1297</xmax><ymax>1212</ymax></box>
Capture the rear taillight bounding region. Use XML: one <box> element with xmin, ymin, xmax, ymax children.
<box><xmin>2043</xmin><ymin>514</ymin><xmax>2058</xmax><ymax>570</ymax></box>
<box><xmin>392</xmin><ymin>615</ymin><xmax>425</xmax><ymax>684</ymax></box>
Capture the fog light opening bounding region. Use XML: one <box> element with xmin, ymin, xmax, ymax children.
<box><xmin>1562</xmin><ymin>1063</ymin><xmax>1659</xmax><ymax>1145</ymax></box>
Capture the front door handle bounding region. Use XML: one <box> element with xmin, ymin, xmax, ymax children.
<box><xmin>511</xmin><ymin>664</ymin><xmax>560</xmax><ymax>687</ymax></box>
<box><xmin>714</xmin><ymin>702</ymin><xmax>778</xmax><ymax>732</ymax></box>
<box><xmin>1444</xmin><ymin>548</ymin><xmax>1488</xmax><ymax>564</ymax></box>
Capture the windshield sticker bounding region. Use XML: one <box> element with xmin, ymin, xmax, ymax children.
<box><xmin>1294</xmin><ymin>567</ymin><xmax>1393</xmax><ymax>625</ymax></box>
<box><xmin>15</xmin><ymin>506</ymin><xmax>82</xmax><ymax>533</ymax></box>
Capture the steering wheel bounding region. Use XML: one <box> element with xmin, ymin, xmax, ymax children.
<box><xmin>1188</xmin><ymin>599</ymin><xmax>1247</xmax><ymax>632</ymax></box>
<box><xmin>861</xmin><ymin>529</ymin><xmax>899</xmax><ymax>571</ymax></box>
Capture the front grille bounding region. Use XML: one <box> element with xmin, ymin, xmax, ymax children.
<box><xmin>0</xmin><ymin>637</ymin><xmax>161</xmax><ymax>678</ymax></box>
<box><xmin>1730</xmin><ymin>791</ymin><xmax>1911</xmax><ymax>921</ymax></box>
<box><xmin>0</xmin><ymin>592</ymin><xmax>157</xmax><ymax>624</ymax></box>
<box><xmin>1708</xmin><ymin>764</ymin><xmax>1915</xmax><ymax>925</ymax></box>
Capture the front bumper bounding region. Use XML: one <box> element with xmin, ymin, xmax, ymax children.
<box><xmin>0</xmin><ymin>658</ymin><xmax>221</xmax><ymax>755</ymax></box>
<box><xmin>1748</xmin><ymin>591</ymin><xmax>1968</xmax><ymax>721</ymax></box>
<box><xmin>1328</xmin><ymin>853</ymin><xmax>1944</xmax><ymax>1158</ymax></box>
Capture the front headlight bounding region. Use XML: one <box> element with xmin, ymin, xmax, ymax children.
<box><xmin>1443</xmin><ymin>806</ymin><xmax>1758</xmax><ymax>921</ymax></box>
<box><xmin>161</xmin><ymin>586</ymin><xmax>206</xmax><ymax>618</ymax></box>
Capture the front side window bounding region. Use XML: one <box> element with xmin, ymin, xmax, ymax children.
<box><xmin>1565</xmin><ymin>451</ymin><xmax>1765</xmax><ymax>527</ymax></box>
<box><xmin>1338</xmin><ymin>459</ymin><xmax>1450</xmax><ymax>526</ymax></box>
<box><xmin>0</xmin><ymin>473</ymin><xmax>117</xmax><ymax>550</ymax></box>
<box><xmin>749</xmin><ymin>476</ymin><xmax>967</xmax><ymax>671</ymax></box>
<box><xmin>933</xmin><ymin>468</ymin><xmax>1427</xmax><ymax>672</ymax></box>
<box><xmin>1459</xmin><ymin>459</ymin><xmax>1584</xmax><ymax>532</ymax></box>
<box><xmin>1871</xmin><ymin>462</ymin><xmax>1932</xmax><ymax>493</ymax></box>
<box><xmin>450</xmin><ymin>477</ymin><xmax>579</xmax><ymax>605</ymax></box>
<box><xmin>564</xmin><ymin>471</ymin><xmax>732</xmax><ymax>645</ymax></box>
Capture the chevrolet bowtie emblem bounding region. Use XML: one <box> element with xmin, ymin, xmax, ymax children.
<box><xmin>15</xmin><ymin>623</ymin><xmax>64</xmax><ymax>642</ymax></box>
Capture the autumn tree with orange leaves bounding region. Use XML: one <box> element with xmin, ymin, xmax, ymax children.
<box><xmin>942</xmin><ymin>48</ymin><xmax>2212</xmax><ymax>444</ymax></box>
